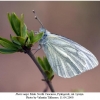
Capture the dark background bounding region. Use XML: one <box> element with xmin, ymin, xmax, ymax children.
<box><xmin>0</xmin><ymin>1</ymin><xmax>100</xmax><ymax>92</ymax></box>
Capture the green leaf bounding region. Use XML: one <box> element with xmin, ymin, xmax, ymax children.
<box><xmin>21</xmin><ymin>24</ymin><xmax>27</xmax><ymax>38</ymax></box>
<box><xmin>10</xmin><ymin>35</ymin><xmax>23</xmax><ymax>50</ymax></box>
<box><xmin>43</xmin><ymin>57</ymin><xmax>53</xmax><ymax>74</ymax></box>
<box><xmin>10</xmin><ymin>35</ymin><xmax>21</xmax><ymax>46</ymax></box>
<box><xmin>43</xmin><ymin>57</ymin><xmax>51</xmax><ymax>70</ymax></box>
<box><xmin>0</xmin><ymin>48</ymin><xmax>18</xmax><ymax>54</ymax></box>
<box><xmin>37</xmin><ymin>57</ymin><xmax>46</xmax><ymax>71</ymax></box>
<box><xmin>11</xmin><ymin>36</ymin><xmax>26</xmax><ymax>46</ymax></box>
<box><xmin>8</xmin><ymin>13</ymin><xmax>21</xmax><ymax>36</ymax></box>
<box><xmin>0</xmin><ymin>37</ymin><xmax>19</xmax><ymax>50</ymax></box>
<box><xmin>27</xmin><ymin>31</ymin><xmax>34</xmax><ymax>44</ymax></box>
<box><xmin>20</xmin><ymin>14</ymin><xmax>27</xmax><ymax>38</ymax></box>
<box><xmin>0</xmin><ymin>37</ymin><xmax>14</xmax><ymax>45</ymax></box>
<box><xmin>8</xmin><ymin>13</ymin><xmax>11</xmax><ymax>24</ymax></box>
<box><xmin>42</xmin><ymin>56</ymin><xmax>54</xmax><ymax>80</ymax></box>
<box><xmin>33</xmin><ymin>32</ymin><xmax>44</xmax><ymax>43</ymax></box>
<box><xmin>37</xmin><ymin>56</ymin><xmax>54</xmax><ymax>81</ymax></box>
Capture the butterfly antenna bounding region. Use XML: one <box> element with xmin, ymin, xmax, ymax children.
<box><xmin>32</xmin><ymin>10</ymin><xmax>44</xmax><ymax>28</ymax></box>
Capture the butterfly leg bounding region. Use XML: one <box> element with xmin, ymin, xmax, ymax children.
<box><xmin>31</xmin><ymin>45</ymin><xmax>42</xmax><ymax>55</ymax></box>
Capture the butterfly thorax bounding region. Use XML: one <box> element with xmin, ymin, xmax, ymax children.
<box><xmin>39</xmin><ymin>27</ymin><xmax>51</xmax><ymax>45</ymax></box>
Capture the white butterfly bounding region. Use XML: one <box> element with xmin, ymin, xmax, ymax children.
<box><xmin>38</xmin><ymin>28</ymin><xmax>99</xmax><ymax>78</ymax></box>
<box><xmin>33</xmin><ymin>10</ymin><xmax>99</xmax><ymax>78</ymax></box>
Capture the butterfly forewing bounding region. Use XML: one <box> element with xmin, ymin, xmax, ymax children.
<box><xmin>39</xmin><ymin>30</ymin><xmax>99</xmax><ymax>78</ymax></box>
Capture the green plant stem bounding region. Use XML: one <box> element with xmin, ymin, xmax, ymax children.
<box><xmin>25</xmin><ymin>49</ymin><xmax>55</xmax><ymax>92</ymax></box>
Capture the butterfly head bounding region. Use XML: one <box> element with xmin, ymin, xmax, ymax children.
<box><xmin>39</xmin><ymin>27</ymin><xmax>51</xmax><ymax>35</ymax></box>
<box><xmin>39</xmin><ymin>27</ymin><xmax>46</xmax><ymax>33</ymax></box>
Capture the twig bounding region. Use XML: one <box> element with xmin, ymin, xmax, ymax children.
<box><xmin>25</xmin><ymin>49</ymin><xmax>55</xmax><ymax>92</ymax></box>
<box><xmin>43</xmin><ymin>84</ymin><xmax>48</xmax><ymax>92</ymax></box>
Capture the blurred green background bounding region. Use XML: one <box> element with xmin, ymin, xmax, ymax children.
<box><xmin>0</xmin><ymin>1</ymin><xmax>100</xmax><ymax>92</ymax></box>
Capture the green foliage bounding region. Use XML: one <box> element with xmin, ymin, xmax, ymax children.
<box><xmin>8</xmin><ymin>13</ymin><xmax>21</xmax><ymax>36</ymax></box>
<box><xmin>20</xmin><ymin>14</ymin><xmax>27</xmax><ymax>38</ymax></box>
<box><xmin>27</xmin><ymin>30</ymin><xmax>34</xmax><ymax>44</ymax></box>
<box><xmin>0</xmin><ymin>48</ymin><xmax>18</xmax><ymax>54</ymax></box>
<box><xmin>0</xmin><ymin>37</ymin><xmax>18</xmax><ymax>50</ymax></box>
<box><xmin>11</xmin><ymin>35</ymin><xmax>26</xmax><ymax>46</ymax></box>
<box><xmin>0</xmin><ymin>12</ymin><xmax>44</xmax><ymax>54</ymax></box>
<box><xmin>32</xmin><ymin>32</ymin><xmax>44</xmax><ymax>44</ymax></box>
<box><xmin>0</xmin><ymin>37</ymin><xmax>19</xmax><ymax>53</ymax></box>
<box><xmin>0</xmin><ymin>12</ymin><xmax>55</xmax><ymax>92</ymax></box>
<box><xmin>37</xmin><ymin>56</ymin><xmax>54</xmax><ymax>81</ymax></box>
